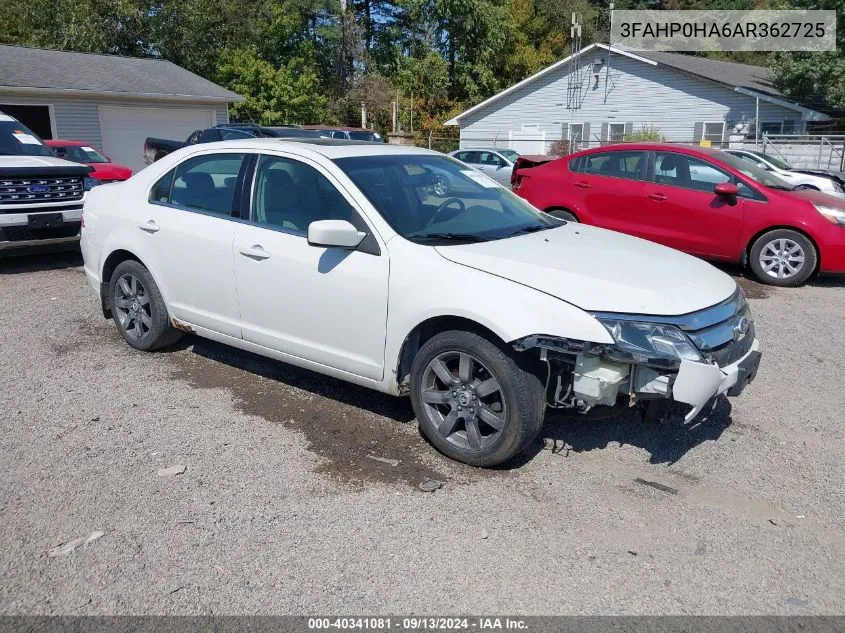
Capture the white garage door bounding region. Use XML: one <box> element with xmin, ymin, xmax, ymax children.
<box><xmin>99</xmin><ymin>105</ymin><xmax>216</xmax><ymax>173</ymax></box>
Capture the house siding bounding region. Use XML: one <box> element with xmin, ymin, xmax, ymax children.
<box><xmin>0</xmin><ymin>91</ymin><xmax>231</xmax><ymax>151</ymax></box>
<box><xmin>457</xmin><ymin>55</ymin><xmax>800</xmax><ymax>149</ymax></box>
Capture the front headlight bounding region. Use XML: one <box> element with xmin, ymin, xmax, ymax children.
<box><xmin>813</xmin><ymin>202</ymin><xmax>845</xmax><ymax>226</ymax></box>
<box><xmin>596</xmin><ymin>318</ymin><xmax>703</xmax><ymax>366</ymax></box>
<box><xmin>83</xmin><ymin>177</ymin><xmax>100</xmax><ymax>191</ymax></box>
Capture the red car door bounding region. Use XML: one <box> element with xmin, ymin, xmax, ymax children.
<box><xmin>640</xmin><ymin>151</ymin><xmax>746</xmax><ymax>259</ymax></box>
<box><xmin>568</xmin><ymin>149</ymin><xmax>648</xmax><ymax>236</ymax></box>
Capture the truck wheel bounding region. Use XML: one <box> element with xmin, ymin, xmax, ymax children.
<box><xmin>749</xmin><ymin>229</ymin><xmax>817</xmax><ymax>287</ymax></box>
<box><xmin>410</xmin><ymin>331</ymin><xmax>545</xmax><ymax>467</ymax></box>
<box><xmin>109</xmin><ymin>260</ymin><xmax>181</xmax><ymax>351</ymax></box>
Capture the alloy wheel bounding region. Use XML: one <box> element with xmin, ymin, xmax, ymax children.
<box><xmin>419</xmin><ymin>351</ymin><xmax>507</xmax><ymax>451</ymax></box>
<box><xmin>114</xmin><ymin>273</ymin><xmax>152</xmax><ymax>341</ymax></box>
<box><xmin>758</xmin><ymin>238</ymin><xmax>805</xmax><ymax>280</ymax></box>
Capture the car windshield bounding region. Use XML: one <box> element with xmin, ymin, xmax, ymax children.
<box><xmin>348</xmin><ymin>130</ymin><xmax>382</xmax><ymax>142</ymax></box>
<box><xmin>334</xmin><ymin>154</ymin><xmax>560</xmax><ymax>244</ymax></box>
<box><xmin>498</xmin><ymin>149</ymin><xmax>520</xmax><ymax>161</ymax></box>
<box><xmin>747</xmin><ymin>150</ymin><xmax>792</xmax><ymax>171</ymax></box>
<box><xmin>713</xmin><ymin>150</ymin><xmax>793</xmax><ymax>190</ymax></box>
<box><xmin>58</xmin><ymin>145</ymin><xmax>110</xmax><ymax>164</ymax></box>
<box><xmin>0</xmin><ymin>119</ymin><xmax>54</xmax><ymax>157</ymax></box>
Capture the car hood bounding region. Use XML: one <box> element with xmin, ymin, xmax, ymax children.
<box><xmin>89</xmin><ymin>163</ymin><xmax>132</xmax><ymax>180</ymax></box>
<box><xmin>0</xmin><ymin>155</ymin><xmax>83</xmax><ymax>169</ymax></box>
<box><xmin>783</xmin><ymin>187</ymin><xmax>845</xmax><ymax>208</ymax></box>
<box><xmin>435</xmin><ymin>224</ymin><xmax>737</xmax><ymax>315</ymax></box>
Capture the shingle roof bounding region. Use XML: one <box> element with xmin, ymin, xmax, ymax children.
<box><xmin>635</xmin><ymin>50</ymin><xmax>780</xmax><ymax>97</ymax></box>
<box><xmin>0</xmin><ymin>45</ymin><xmax>241</xmax><ymax>101</ymax></box>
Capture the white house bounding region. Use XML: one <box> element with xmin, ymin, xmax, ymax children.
<box><xmin>446</xmin><ymin>43</ymin><xmax>829</xmax><ymax>154</ymax></box>
<box><xmin>0</xmin><ymin>45</ymin><xmax>243</xmax><ymax>171</ymax></box>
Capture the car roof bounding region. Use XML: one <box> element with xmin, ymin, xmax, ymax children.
<box><xmin>188</xmin><ymin>137</ymin><xmax>437</xmax><ymax>159</ymax></box>
<box><xmin>300</xmin><ymin>125</ymin><xmax>378</xmax><ymax>132</ymax></box>
<box><xmin>451</xmin><ymin>148</ymin><xmax>510</xmax><ymax>153</ymax></box>
<box><xmin>571</xmin><ymin>142</ymin><xmax>728</xmax><ymax>158</ymax></box>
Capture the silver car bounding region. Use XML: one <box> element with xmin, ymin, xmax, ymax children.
<box><xmin>725</xmin><ymin>149</ymin><xmax>845</xmax><ymax>199</ymax></box>
<box><xmin>448</xmin><ymin>148</ymin><xmax>520</xmax><ymax>186</ymax></box>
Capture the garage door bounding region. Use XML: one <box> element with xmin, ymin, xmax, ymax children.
<box><xmin>99</xmin><ymin>105</ymin><xmax>216</xmax><ymax>173</ymax></box>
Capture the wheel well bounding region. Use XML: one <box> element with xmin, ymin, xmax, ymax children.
<box><xmin>395</xmin><ymin>316</ymin><xmax>505</xmax><ymax>392</ymax></box>
<box><xmin>746</xmin><ymin>226</ymin><xmax>822</xmax><ymax>271</ymax></box>
<box><xmin>99</xmin><ymin>249</ymin><xmax>143</xmax><ymax>317</ymax></box>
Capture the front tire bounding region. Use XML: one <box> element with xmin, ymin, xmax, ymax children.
<box><xmin>749</xmin><ymin>229</ymin><xmax>817</xmax><ymax>287</ymax></box>
<box><xmin>547</xmin><ymin>208</ymin><xmax>578</xmax><ymax>222</ymax></box>
<box><xmin>109</xmin><ymin>260</ymin><xmax>182</xmax><ymax>350</ymax></box>
<box><xmin>409</xmin><ymin>331</ymin><xmax>545</xmax><ymax>467</ymax></box>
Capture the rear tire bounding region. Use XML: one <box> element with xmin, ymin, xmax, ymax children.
<box><xmin>409</xmin><ymin>330</ymin><xmax>545</xmax><ymax>467</ymax></box>
<box><xmin>748</xmin><ymin>229</ymin><xmax>817</xmax><ymax>287</ymax></box>
<box><xmin>547</xmin><ymin>208</ymin><xmax>578</xmax><ymax>222</ymax></box>
<box><xmin>109</xmin><ymin>260</ymin><xmax>182</xmax><ymax>351</ymax></box>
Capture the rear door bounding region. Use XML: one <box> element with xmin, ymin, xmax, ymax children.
<box><xmin>139</xmin><ymin>151</ymin><xmax>248</xmax><ymax>337</ymax></box>
<box><xmin>642</xmin><ymin>151</ymin><xmax>745</xmax><ymax>258</ymax></box>
<box><xmin>568</xmin><ymin>149</ymin><xmax>648</xmax><ymax>234</ymax></box>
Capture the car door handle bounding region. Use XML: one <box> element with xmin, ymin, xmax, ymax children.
<box><xmin>574</xmin><ymin>181</ymin><xmax>590</xmax><ymax>189</ymax></box>
<box><xmin>239</xmin><ymin>245</ymin><xmax>271</xmax><ymax>261</ymax></box>
<box><xmin>648</xmin><ymin>193</ymin><xmax>668</xmax><ymax>201</ymax></box>
<box><xmin>138</xmin><ymin>220</ymin><xmax>160</xmax><ymax>233</ymax></box>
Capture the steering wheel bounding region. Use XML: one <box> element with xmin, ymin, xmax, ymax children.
<box><xmin>426</xmin><ymin>197</ymin><xmax>466</xmax><ymax>228</ymax></box>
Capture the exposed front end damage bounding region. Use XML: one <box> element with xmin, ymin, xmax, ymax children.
<box><xmin>513</xmin><ymin>288</ymin><xmax>761</xmax><ymax>421</ymax></box>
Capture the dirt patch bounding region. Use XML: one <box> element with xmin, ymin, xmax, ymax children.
<box><xmin>168</xmin><ymin>337</ymin><xmax>485</xmax><ymax>489</ymax></box>
<box><xmin>735</xmin><ymin>276</ymin><xmax>770</xmax><ymax>300</ymax></box>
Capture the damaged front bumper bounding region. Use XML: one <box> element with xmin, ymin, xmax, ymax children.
<box><xmin>672</xmin><ymin>340</ymin><xmax>761</xmax><ymax>420</ymax></box>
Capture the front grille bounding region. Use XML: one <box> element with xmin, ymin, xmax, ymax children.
<box><xmin>0</xmin><ymin>223</ymin><xmax>81</xmax><ymax>243</ymax></box>
<box><xmin>0</xmin><ymin>176</ymin><xmax>84</xmax><ymax>204</ymax></box>
<box><xmin>679</xmin><ymin>291</ymin><xmax>755</xmax><ymax>368</ymax></box>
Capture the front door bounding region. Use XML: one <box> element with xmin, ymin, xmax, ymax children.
<box><xmin>642</xmin><ymin>151</ymin><xmax>746</xmax><ymax>259</ymax></box>
<box><xmin>233</xmin><ymin>154</ymin><xmax>389</xmax><ymax>380</ymax></box>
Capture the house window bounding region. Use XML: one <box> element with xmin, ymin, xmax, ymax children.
<box><xmin>760</xmin><ymin>121</ymin><xmax>783</xmax><ymax>136</ymax></box>
<box><xmin>570</xmin><ymin>124</ymin><xmax>584</xmax><ymax>144</ymax></box>
<box><xmin>609</xmin><ymin>123</ymin><xmax>625</xmax><ymax>142</ymax></box>
<box><xmin>703</xmin><ymin>122</ymin><xmax>725</xmax><ymax>144</ymax></box>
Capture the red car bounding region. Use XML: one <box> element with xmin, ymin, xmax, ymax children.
<box><xmin>45</xmin><ymin>140</ymin><xmax>132</xmax><ymax>183</ymax></box>
<box><xmin>513</xmin><ymin>143</ymin><xmax>845</xmax><ymax>286</ymax></box>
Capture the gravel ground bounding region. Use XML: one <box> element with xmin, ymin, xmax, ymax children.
<box><xmin>0</xmin><ymin>252</ymin><xmax>843</xmax><ymax>615</ymax></box>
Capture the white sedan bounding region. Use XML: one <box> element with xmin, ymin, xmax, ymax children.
<box><xmin>81</xmin><ymin>139</ymin><xmax>761</xmax><ymax>466</ymax></box>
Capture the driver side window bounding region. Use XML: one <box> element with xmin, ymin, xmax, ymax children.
<box><xmin>251</xmin><ymin>155</ymin><xmax>356</xmax><ymax>234</ymax></box>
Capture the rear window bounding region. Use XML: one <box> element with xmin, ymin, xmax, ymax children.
<box><xmin>0</xmin><ymin>118</ymin><xmax>54</xmax><ymax>157</ymax></box>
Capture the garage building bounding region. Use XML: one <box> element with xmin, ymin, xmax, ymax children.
<box><xmin>0</xmin><ymin>45</ymin><xmax>242</xmax><ymax>172</ymax></box>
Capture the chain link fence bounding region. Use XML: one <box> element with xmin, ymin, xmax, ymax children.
<box><xmin>416</xmin><ymin>133</ymin><xmax>845</xmax><ymax>173</ymax></box>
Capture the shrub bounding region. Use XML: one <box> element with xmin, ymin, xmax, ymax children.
<box><xmin>547</xmin><ymin>139</ymin><xmax>572</xmax><ymax>157</ymax></box>
<box><xmin>623</xmin><ymin>125</ymin><xmax>665</xmax><ymax>142</ymax></box>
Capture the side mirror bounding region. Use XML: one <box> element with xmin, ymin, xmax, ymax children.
<box><xmin>757</xmin><ymin>162</ymin><xmax>770</xmax><ymax>171</ymax></box>
<box><xmin>714</xmin><ymin>183</ymin><xmax>739</xmax><ymax>205</ymax></box>
<box><xmin>307</xmin><ymin>219</ymin><xmax>366</xmax><ymax>249</ymax></box>
<box><xmin>714</xmin><ymin>182</ymin><xmax>739</xmax><ymax>197</ymax></box>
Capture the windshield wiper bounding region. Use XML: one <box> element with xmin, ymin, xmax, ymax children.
<box><xmin>505</xmin><ymin>225</ymin><xmax>551</xmax><ymax>237</ymax></box>
<box><xmin>410</xmin><ymin>232</ymin><xmax>489</xmax><ymax>243</ymax></box>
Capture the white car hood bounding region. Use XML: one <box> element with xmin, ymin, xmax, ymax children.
<box><xmin>0</xmin><ymin>155</ymin><xmax>81</xmax><ymax>169</ymax></box>
<box><xmin>435</xmin><ymin>224</ymin><xmax>737</xmax><ymax>315</ymax></box>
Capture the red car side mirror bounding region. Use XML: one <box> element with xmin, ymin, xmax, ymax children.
<box><xmin>714</xmin><ymin>182</ymin><xmax>739</xmax><ymax>197</ymax></box>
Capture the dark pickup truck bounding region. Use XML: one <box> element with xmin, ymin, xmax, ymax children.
<box><xmin>143</xmin><ymin>124</ymin><xmax>327</xmax><ymax>165</ymax></box>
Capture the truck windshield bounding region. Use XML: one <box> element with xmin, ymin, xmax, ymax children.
<box><xmin>0</xmin><ymin>120</ymin><xmax>54</xmax><ymax>157</ymax></box>
<box><xmin>334</xmin><ymin>154</ymin><xmax>559</xmax><ymax>244</ymax></box>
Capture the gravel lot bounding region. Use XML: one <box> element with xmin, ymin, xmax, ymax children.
<box><xmin>0</xmin><ymin>251</ymin><xmax>843</xmax><ymax>615</ymax></box>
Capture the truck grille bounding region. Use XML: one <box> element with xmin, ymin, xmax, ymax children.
<box><xmin>0</xmin><ymin>223</ymin><xmax>81</xmax><ymax>242</ymax></box>
<box><xmin>0</xmin><ymin>176</ymin><xmax>84</xmax><ymax>204</ymax></box>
